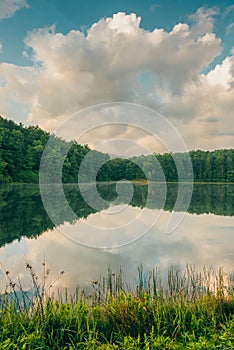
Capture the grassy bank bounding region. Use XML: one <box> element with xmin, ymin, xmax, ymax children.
<box><xmin>0</xmin><ymin>264</ymin><xmax>234</xmax><ymax>349</ymax></box>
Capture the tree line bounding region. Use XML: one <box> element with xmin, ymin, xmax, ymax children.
<box><xmin>98</xmin><ymin>149</ymin><xmax>234</xmax><ymax>183</ymax></box>
<box><xmin>0</xmin><ymin>116</ymin><xmax>234</xmax><ymax>183</ymax></box>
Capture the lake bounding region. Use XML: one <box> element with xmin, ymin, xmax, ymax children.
<box><xmin>0</xmin><ymin>183</ymin><xmax>234</xmax><ymax>293</ymax></box>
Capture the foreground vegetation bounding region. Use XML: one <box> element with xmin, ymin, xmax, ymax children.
<box><xmin>0</xmin><ymin>264</ymin><xmax>234</xmax><ymax>349</ymax></box>
<box><xmin>1</xmin><ymin>116</ymin><xmax>234</xmax><ymax>184</ymax></box>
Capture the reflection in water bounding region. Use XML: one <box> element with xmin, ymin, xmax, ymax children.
<box><xmin>0</xmin><ymin>183</ymin><xmax>233</xmax><ymax>247</ymax></box>
<box><xmin>0</xmin><ymin>183</ymin><xmax>233</xmax><ymax>291</ymax></box>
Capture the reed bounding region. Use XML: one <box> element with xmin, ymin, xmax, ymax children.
<box><xmin>0</xmin><ymin>262</ymin><xmax>233</xmax><ymax>349</ymax></box>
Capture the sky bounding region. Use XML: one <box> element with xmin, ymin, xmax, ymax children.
<box><xmin>0</xmin><ymin>0</ymin><xmax>234</xmax><ymax>151</ymax></box>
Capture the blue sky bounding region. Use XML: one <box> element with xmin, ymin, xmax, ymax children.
<box><xmin>0</xmin><ymin>0</ymin><xmax>233</xmax><ymax>150</ymax></box>
<box><xmin>1</xmin><ymin>0</ymin><xmax>233</xmax><ymax>67</ymax></box>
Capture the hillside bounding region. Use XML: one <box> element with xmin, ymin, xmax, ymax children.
<box><xmin>0</xmin><ymin>116</ymin><xmax>234</xmax><ymax>183</ymax></box>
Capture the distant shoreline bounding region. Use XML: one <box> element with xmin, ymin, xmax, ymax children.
<box><xmin>1</xmin><ymin>180</ymin><xmax>234</xmax><ymax>186</ymax></box>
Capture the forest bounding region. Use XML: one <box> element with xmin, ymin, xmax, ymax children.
<box><xmin>0</xmin><ymin>116</ymin><xmax>234</xmax><ymax>183</ymax></box>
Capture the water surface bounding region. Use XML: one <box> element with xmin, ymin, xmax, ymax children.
<box><xmin>0</xmin><ymin>183</ymin><xmax>233</xmax><ymax>291</ymax></box>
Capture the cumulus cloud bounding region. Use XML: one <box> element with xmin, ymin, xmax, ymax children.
<box><xmin>0</xmin><ymin>63</ymin><xmax>36</xmax><ymax>121</ymax></box>
<box><xmin>23</xmin><ymin>10</ymin><xmax>221</xmax><ymax>122</ymax></box>
<box><xmin>0</xmin><ymin>0</ymin><xmax>28</xmax><ymax>19</ymax></box>
<box><xmin>0</xmin><ymin>8</ymin><xmax>233</xmax><ymax>150</ymax></box>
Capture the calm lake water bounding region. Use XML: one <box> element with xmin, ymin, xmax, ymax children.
<box><xmin>0</xmin><ymin>183</ymin><xmax>234</xmax><ymax>292</ymax></box>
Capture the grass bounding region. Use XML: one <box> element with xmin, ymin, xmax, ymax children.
<box><xmin>0</xmin><ymin>263</ymin><xmax>234</xmax><ymax>349</ymax></box>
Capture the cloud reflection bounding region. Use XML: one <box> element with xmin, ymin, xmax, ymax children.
<box><xmin>0</xmin><ymin>207</ymin><xmax>233</xmax><ymax>293</ymax></box>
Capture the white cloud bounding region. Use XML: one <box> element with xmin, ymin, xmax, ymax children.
<box><xmin>0</xmin><ymin>0</ymin><xmax>28</xmax><ymax>19</ymax></box>
<box><xmin>189</xmin><ymin>6</ymin><xmax>219</xmax><ymax>36</ymax></box>
<box><xmin>206</xmin><ymin>56</ymin><xmax>233</xmax><ymax>87</ymax></box>
<box><xmin>224</xmin><ymin>4</ymin><xmax>234</xmax><ymax>16</ymax></box>
<box><xmin>23</xmin><ymin>10</ymin><xmax>221</xmax><ymax>123</ymax></box>
<box><xmin>106</xmin><ymin>12</ymin><xmax>141</xmax><ymax>34</ymax></box>
<box><xmin>149</xmin><ymin>3</ymin><xmax>161</xmax><ymax>13</ymax></box>
<box><xmin>226</xmin><ymin>22</ymin><xmax>234</xmax><ymax>34</ymax></box>
<box><xmin>0</xmin><ymin>8</ymin><xmax>233</xmax><ymax>150</ymax></box>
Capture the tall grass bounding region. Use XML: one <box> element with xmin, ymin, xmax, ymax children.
<box><xmin>0</xmin><ymin>262</ymin><xmax>234</xmax><ymax>349</ymax></box>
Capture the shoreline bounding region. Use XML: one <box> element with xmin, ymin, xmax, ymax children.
<box><xmin>1</xmin><ymin>180</ymin><xmax>234</xmax><ymax>186</ymax></box>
